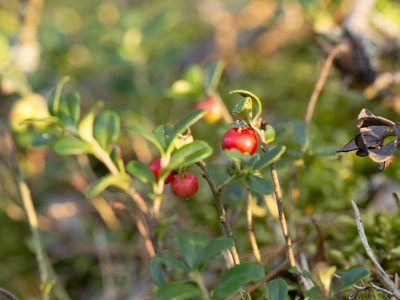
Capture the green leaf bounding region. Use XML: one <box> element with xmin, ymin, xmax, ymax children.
<box><xmin>245</xmin><ymin>175</ymin><xmax>273</xmax><ymax>195</ymax></box>
<box><xmin>304</xmin><ymin>287</ymin><xmax>326</xmax><ymax>300</ymax></box>
<box><xmin>78</xmin><ymin>101</ymin><xmax>104</xmax><ymax>142</ymax></box>
<box><xmin>232</xmin><ymin>97</ymin><xmax>252</xmax><ymax>123</ymax></box>
<box><xmin>230</xmin><ymin>89</ymin><xmax>262</xmax><ymax>120</ymax></box>
<box><xmin>338</xmin><ymin>266</ymin><xmax>370</xmax><ymax>291</ymax></box>
<box><xmin>155</xmin><ymin>282</ymin><xmax>202</xmax><ymax>300</ymax></box>
<box><xmin>31</xmin><ymin>133</ymin><xmax>57</xmax><ymax>148</ymax></box>
<box><xmin>199</xmin><ymin>237</ymin><xmax>234</xmax><ymax>268</ymax></box>
<box><xmin>247</xmin><ymin>153</ymin><xmax>260</xmax><ymax>168</ymax></box>
<box><xmin>153</xmin><ymin>124</ymin><xmax>174</xmax><ymax>150</ymax></box>
<box><xmin>53</xmin><ymin>137</ymin><xmax>93</xmax><ymax>155</ymax></box>
<box><xmin>125</xmin><ymin>123</ymin><xmax>165</xmax><ymax>156</ymax></box>
<box><xmin>177</xmin><ymin>231</ymin><xmax>208</xmax><ymax>271</ymax></box>
<box><xmin>254</xmin><ymin>146</ymin><xmax>286</xmax><ymax>170</ymax></box>
<box><xmin>48</xmin><ymin>76</ymin><xmax>70</xmax><ymax>116</ymax></box>
<box><xmin>160</xmin><ymin>252</ymin><xmax>188</xmax><ymax>272</ymax></box>
<box><xmin>149</xmin><ymin>256</ymin><xmax>165</xmax><ymax>286</ymax></box>
<box><xmin>84</xmin><ymin>174</ymin><xmax>130</xmax><ymax>198</ymax></box>
<box><xmin>268</xmin><ymin>279</ymin><xmax>288</xmax><ymax>300</ymax></box>
<box><xmin>110</xmin><ymin>145</ymin><xmax>125</xmax><ymax>173</ymax></box>
<box><xmin>166</xmin><ymin>110</ymin><xmax>206</xmax><ymax>153</ymax></box>
<box><xmin>291</xmin><ymin>120</ymin><xmax>309</xmax><ymax>151</ymax></box>
<box><xmin>58</xmin><ymin>91</ymin><xmax>80</xmax><ymax>126</ymax></box>
<box><xmin>93</xmin><ymin>110</ymin><xmax>120</xmax><ymax>152</ymax></box>
<box><xmin>202</xmin><ymin>59</ymin><xmax>224</xmax><ymax>92</ymax></box>
<box><xmin>126</xmin><ymin>160</ymin><xmax>156</xmax><ymax>187</ymax></box>
<box><xmin>161</xmin><ymin>140</ymin><xmax>212</xmax><ymax>178</ymax></box>
<box><xmin>212</xmin><ymin>263</ymin><xmax>264</xmax><ymax>298</ymax></box>
<box><xmin>223</xmin><ymin>148</ymin><xmax>247</xmax><ymax>163</ymax></box>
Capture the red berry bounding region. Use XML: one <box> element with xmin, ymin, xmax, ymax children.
<box><xmin>170</xmin><ymin>172</ymin><xmax>198</xmax><ymax>199</ymax></box>
<box><xmin>221</xmin><ymin>128</ymin><xmax>258</xmax><ymax>155</ymax></box>
<box><xmin>149</xmin><ymin>159</ymin><xmax>175</xmax><ymax>184</ymax></box>
<box><xmin>195</xmin><ymin>97</ymin><xmax>223</xmax><ymax>123</ymax></box>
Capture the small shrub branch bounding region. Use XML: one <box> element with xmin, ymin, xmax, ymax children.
<box><xmin>246</xmin><ymin>189</ymin><xmax>261</xmax><ymax>263</ymax></box>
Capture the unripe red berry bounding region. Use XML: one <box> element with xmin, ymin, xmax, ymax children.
<box><xmin>170</xmin><ymin>172</ymin><xmax>198</xmax><ymax>199</ymax></box>
<box><xmin>195</xmin><ymin>97</ymin><xmax>223</xmax><ymax>123</ymax></box>
<box><xmin>149</xmin><ymin>159</ymin><xmax>175</xmax><ymax>184</ymax></box>
<box><xmin>221</xmin><ymin>128</ymin><xmax>258</xmax><ymax>155</ymax></box>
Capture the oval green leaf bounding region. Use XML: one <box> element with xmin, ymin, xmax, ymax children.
<box><xmin>245</xmin><ymin>175</ymin><xmax>273</xmax><ymax>195</ymax></box>
<box><xmin>199</xmin><ymin>237</ymin><xmax>234</xmax><ymax>269</ymax></box>
<box><xmin>125</xmin><ymin>123</ymin><xmax>165</xmax><ymax>156</ymax></box>
<box><xmin>254</xmin><ymin>146</ymin><xmax>286</xmax><ymax>170</ymax></box>
<box><xmin>212</xmin><ymin>263</ymin><xmax>264</xmax><ymax>298</ymax></box>
<box><xmin>126</xmin><ymin>160</ymin><xmax>156</xmax><ymax>187</ymax></box>
<box><xmin>230</xmin><ymin>89</ymin><xmax>262</xmax><ymax>120</ymax></box>
<box><xmin>93</xmin><ymin>110</ymin><xmax>120</xmax><ymax>152</ymax></box>
<box><xmin>149</xmin><ymin>256</ymin><xmax>165</xmax><ymax>286</ymax></box>
<box><xmin>58</xmin><ymin>91</ymin><xmax>81</xmax><ymax>126</ymax></box>
<box><xmin>177</xmin><ymin>231</ymin><xmax>208</xmax><ymax>271</ymax></box>
<box><xmin>84</xmin><ymin>174</ymin><xmax>130</xmax><ymax>198</ymax></box>
<box><xmin>166</xmin><ymin>110</ymin><xmax>206</xmax><ymax>153</ymax></box>
<box><xmin>268</xmin><ymin>279</ymin><xmax>288</xmax><ymax>300</ymax></box>
<box><xmin>155</xmin><ymin>282</ymin><xmax>202</xmax><ymax>300</ymax></box>
<box><xmin>291</xmin><ymin>120</ymin><xmax>309</xmax><ymax>151</ymax></box>
<box><xmin>203</xmin><ymin>59</ymin><xmax>224</xmax><ymax>92</ymax></box>
<box><xmin>161</xmin><ymin>140</ymin><xmax>212</xmax><ymax>178</ymax></box>
<box><xmin>338</xmin><ymin>266</ymin><xmax>370</xmax><ymax>291</ymax></box>
<box><xmin>48</xmin><ymin>76</ymin><xmax>70</xmax><ymax>116</ymax></box>
<box><xmin>53</xmin><ymin>137</ymin><xmax>94</xmax><ymax>155</ymax></box>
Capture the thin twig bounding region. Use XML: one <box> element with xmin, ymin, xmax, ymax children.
<box><xmin>351</xmin><ymin>200</ymin><xmax>400</xmax><ymax>299</ymax></box>
<box><xmin>0</xmin><ymin>288</ymin><xmax>19</xmax><ymax>300</ymax></box>
<box><xmin>333</xmin><ymin>273</ymin><xmax>397</xmax><ymax>298</ymax></box>
<box><xmin>4</xmin><ymin>130</ymin><xmax>53</xmax><ymax>300</ymax></box>
<box><xmin>304</xmin><ymin>44</ymin><xmax>348</xmax><ymax>127</ymax></box>
<box><xmin>246</xmin><ymin>189</ymin><xmax>261</xmax><ymax>262</ymax></box>
<box><xmin>196</xmin><ymin>161</ymin><xmax>241</xmax><ymax>265</ymax></box>
<box><xmin>248</xmin><ymin>123</ymin><xmax>305</xmax><ymax>290</ymax></box>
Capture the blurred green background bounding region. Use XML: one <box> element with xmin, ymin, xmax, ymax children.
<box><xmin>1</xmin><ymin>0</ymin><xmax>400</xmax><ymax>299</ymax></box>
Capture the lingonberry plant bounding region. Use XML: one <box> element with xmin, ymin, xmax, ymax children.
<box><xmin>9</xmin><ymin>55</ymin><xmax>400</xmax><ymax>300</ymax></box>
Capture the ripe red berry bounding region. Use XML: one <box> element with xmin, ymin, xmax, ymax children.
<box><xmin>221</xmin><ymin>128</ymin><xmax>258</xmax><ymax>155</ymax></box>
<box><xmin>149</xmin><ymin>159</ymin><xmax>175</xmax><ymax>184</ymax></box>
<box><xmin>170</xmin><ymin>172</ymin><xmax>198</xmax><ymax>199</ymax></box>
<box><xmin>195</xmin><ymin>97</ymin><xmax>223</xmax><ymax>123</ymax></box>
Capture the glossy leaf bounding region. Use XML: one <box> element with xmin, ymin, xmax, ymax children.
<box><xmin>254</xmin><ymin>146</ymin><xmax>286</xmax><ymax>170</ymax></box>
<box><xmin>126</xmin><ymin>160</ymin><xmax>156</xmax><ymax>187</ymax></box>
<box><xmin>245</xmin><ymin>175</ymin><xmax>273</xmax><ymax>195</ymax></box>
<box><xmin>110</xmin><ymin>145</ymin><xmax>125</xmax><ymax>173</ymax></box>
<box><xmin>125</xmin><ymin>123</ymin><xmax>165</xmax><ymax>155</ymax></box>
<box><xmin>161</xmin><ymin>141</ymin><xmax>212</xmax><ymax>177</ymax></box>
<box><xmin>199</xmin><ymin>237</ymin><xmax>233</xmax><ymax>268</ymax></box>
<box><xmin>48</xmin><ymin>76</ymin><xmax>70</xmax><ymax>116</ymax></box>
<box><xmin>223</xmin><ymin>148</ymin><xmax>248</xmax><ymax>164</ymax></box>
<box><xmin>84</xmin><ymin>174</ymin><xmax>130</xmax><ymax>198</ymax></box>
<box><xmin>58</xmin><ymin>91</ymin><xmax>80</xmax><ymax>126</ymax></box>
<box><xmin>93</xmin><ymin>110</ymin><xmax>120</xmax><ymax>152</ymax></box>
<box><xmin>149</xmin><ymin>256</ymin><xmax>165</xmax><ymax>286</ymax></box>
<box><xmin>292</xmin><ymin>120</ymin><xmax>309</xmax><ymax>151</ymax></box>
<box><xmin>166</xmin><ymin>110</ymin><xmax>206</xmax><ymax>153</ymax></box>
<box><xmin>268</xmin><ymin>279</ymin><xmax>288</xmax><ymax>300</ymax></box>
<box><xmin>212</xmin><ymin>263</ymin><xmax>264</xmax><ymax>298</ymax></box>
<box><xmin>155</xmin><ymin>282</ymin><xmax>202</xmax><ymax>300</ymax></box>
<box><xmin>31</xmin><ymin>133</ymin><xmax>57</xmax><ymax>148</ymax></box>
<box><xmin>53</xmin><ymin>137</ymin><xmax>93</xmax><ymax>155</ymax></box>
<box><xmin>338</xmin><ymin>266</ymin><xmax>370</xmax><ymax>291</ymax></box>
<box><xmin>177</xmin><ymin>231</ymin><xmax>208</xmax><ymax>270</ymax></box>
<box><xmin>160</xmin><ymin>252</ymin><xmax>188</xmax><ymax>272</ymax></box>
<box><xmin>78</xmin><ymin>101</ymin><xmax>104</xmax><ymax>142</ymax></box>
<box><xmin>153</xmin><ymin>124</ymin><xmax>174</xmax><ymax>150</ymax></box>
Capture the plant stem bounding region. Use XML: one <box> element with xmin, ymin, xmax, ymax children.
<box><xmin>191</xmin><ymin>272</ymin><xmax>212</xmax><ymax>300</ymax></box>
<box><xmin>0</xmin><ymin>287</ymin><xmax>20</xmax><ymax>300</ymax></box>
<box><xmin>304</xmin><ymin>44</ymin><xmax>348</xmax><ymax>127</ymax></box>
<box><xmin>4</xmin><ymin>131</ymin><xmax>53</xmax><ymax>300</ymax></box>
<box><xmin>196</xmin><ymin>161</ymin><xmax>241</xmax><ymax>265</ymax></box>
<box><xmin>248</xmin><ymin>124</ymin><xmax>305</xmax><ymax>290</ymax></box>
<box><xmin>246</xmin><ymin>189</ymin><xmax>261</xmax><ymax>262</ymax></box>
<box><xmin>351</xmin><ymin>200</ymin><xmax>400</xmax><ymax>299</ymax></box>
